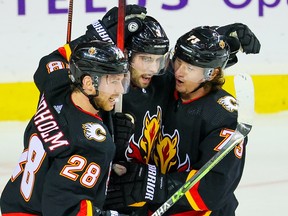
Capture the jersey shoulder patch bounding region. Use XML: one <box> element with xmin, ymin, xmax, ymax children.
<box><xmin>217</xmin><ymin>95</ymin><xmax>237</xmax><ymax>112</ymax></box>
<box><xmin>46</xmin><ymin>60</ymin><xmax>68</xmax><ymax>74</ymax></box>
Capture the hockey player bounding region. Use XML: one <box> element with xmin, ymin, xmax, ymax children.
<box><xmin>0</xmin><ymin>40</ymin><xmax>132</xmax><ymax>216</ymax></box>
<box><xmin>103</xmin><ymin>26</ymin><xmax>258</xmax><ymax>215</ymax></box>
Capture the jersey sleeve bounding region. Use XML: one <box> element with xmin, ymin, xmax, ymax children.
<box><xmin>33</xmin><ymin>35</ymin><xmax>90</xmax><ymax>93</ymax></box>
<box><xmin>33</xmin><ymin>44</ymin><xmax>73</xmax><ymax>93</ymax></box>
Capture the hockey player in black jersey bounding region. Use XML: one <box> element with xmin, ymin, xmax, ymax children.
<box><xmin>0</xmin><ymin>40</ymin><xmax>132</xmax><ymax>216</ymax></box>
<box><xmin>85</xmin><ymin>6</ymin><xmax>171</xmax><ymax>147</ymax></box>
<box><xmin>146</xmin><ymin>26</ymin><xmax>244</xmax><ymax>215</ymax></box>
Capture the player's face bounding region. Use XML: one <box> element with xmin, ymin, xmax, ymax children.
<box><xmin>173</xmin><ymin>58</ymin><xmax>205</xmax><ymax>94</ymax></box>
<box><xmin>130</xmin><ymin>53</ymin><xmax>165</xmax><ymax>88</ymax></box>
<box><xmin>95</xmin><ymin>73</ymin><xmax>130</xmax><ymax>111</ymax></box>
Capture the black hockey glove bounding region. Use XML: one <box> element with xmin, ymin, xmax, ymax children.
<box><xmin>223</xmin><ymin>36</ymin><xmax>240</xmax><ymax>68</ymax></box>
<box><xmin>113</xmin><ymin>112</ymin><xmax>135</xmax><ymax>162</ymax></box>
<box><xmin>104</xmin><ymin>163</ymin><xmax>168</xmax><ymax>212</ymax></box>
<box><xmin>86</xmin><ymin>4</ymin><xmax>147</xmax><ymax>44</ymax></box>
<box><xmin>216</xmin><ymin>23</ymin><xmax>261</xmax><ymax>54</ymax></box>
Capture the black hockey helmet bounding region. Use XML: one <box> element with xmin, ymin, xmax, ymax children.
<box><xmin>173</xmin><ymin>26</ymin><xmax>230</xmax><ymax>69</ymax></box>
<box><xmin>126</xmin><ymin>16</ymin><xmax>169</xmax><ymax>55</ymax></box>
<box><xmin>69</xmin><ymin>40</ymin><xmax>129</xmax><ymax>87</ymax></box>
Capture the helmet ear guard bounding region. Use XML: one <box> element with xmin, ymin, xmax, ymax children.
<box><xmin>203</xmin><ymin>68</ymin><xmax>214</xmax><ymax>81</ymax></box>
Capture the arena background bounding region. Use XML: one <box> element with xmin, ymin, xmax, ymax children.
<box><xmin>1</xmin><ymin>0</ymin><xmax>288</xmax><ymax>121</ymax></box>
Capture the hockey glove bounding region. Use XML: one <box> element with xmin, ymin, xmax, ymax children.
<box><xmin>113</xmin><ymin>112</ymin><xmax>135</xmax><ymax>162</ymax></box>
<box><xmin>104</xmin><ymin>163</ymin><xmax>167</xmax><ymax>212</ymax></box>
<box><xmin>216</xmin><ymin>23</ymin><xmax>261</xmax><ymax>54</ymax></box>
<box><xmin>223</xmin><ymin>36</ymin><xmax>240</xmax><ymax>68</ymax></box>
<box><xmin>86</xmin><ymin>4</ymin><xmax>147</xmax><ymax>44</ymax></box>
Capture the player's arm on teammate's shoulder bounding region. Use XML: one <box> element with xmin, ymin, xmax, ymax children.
<box><xmin>213</xmin><ymin>23</ymin><xmax>261</xmax><ymax>68</ymax></box>
<box><xmin>34</xmin><ymin>4</ymin><xmax>147</xmax><ymax>94</ymax></box>
<box><xmin>33</xmin><ymin>49</ymin><xmax>70</xmax><ymax>93</ymax></box>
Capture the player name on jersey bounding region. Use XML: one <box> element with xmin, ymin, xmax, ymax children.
<box><xmin>34</xmin><ymin>94</ymin><xmax>69</xmax><ymax>152</ymax></box>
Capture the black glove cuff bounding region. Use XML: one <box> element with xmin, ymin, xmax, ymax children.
<box><xmin>226</xmin><ymin>55</ymin><xmax>238</xmax><ymax>68</ymax></box>
<box><xmin>86</xmin><ymin>20</ymin><xmax>115</xmax><ymax>43</ymax></box>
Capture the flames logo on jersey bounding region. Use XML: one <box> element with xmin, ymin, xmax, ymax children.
<box><xmin>217</xmin><ymin>96</ymin><xmax>238</xmax><ymax>112</ymax></box>
<box><xmin>82</xmin><ymin>122</ymin><xmax>106</xmax><ymax>142</ymax></box>
<box><xmin>153</xmin><ymin>130</ymin><xmax>178</xmax><ymax>174</ymax></box>
<box><xmin>126</xmin><ymin>107</ymin><xmax>190</xmax><ymax>174</ymax></box>
<box><xmin>154</xmin><ymin>129</ymin><xmax>191</xmax><ymax>174</ymax></box>
<box><xmin>127</xmin><ymin>107</ymin><xmax>162</xmax><ymax>164</ymax></box>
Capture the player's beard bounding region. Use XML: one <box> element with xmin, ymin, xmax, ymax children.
<box><xmin>130</xmin><ymin>67</ymin><xmax>153</xmax><ymax>89</ymax></box>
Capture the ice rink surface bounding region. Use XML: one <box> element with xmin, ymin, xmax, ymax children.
<box><xmin>1</xmin><ymin>112</ymin><xmax>288</xmax><ymax>215</ymax></box>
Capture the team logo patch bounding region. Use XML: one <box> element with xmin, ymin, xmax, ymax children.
<box><xmin>82</xmin><ymin>122</ymin><xmax>106</xmax><ymax>142</ymax></box>
<box><xmin>88</xmin><ymin>47</ymin><xmax>96</xmax><ymax>55</ymax></box>
<box><xmin>217</xmin><ymin>96</ymin><xmax>238</xmax><ymax>112</ymax></box>
<box><xmin>219</xmin><ymin>40</ymin><xmax>225</xmax><ymax>49</ymax></box>
<box><xmin>128</xmin><ymin>21</ymin><xmax>139</xmax><ymax>32</ymax></box>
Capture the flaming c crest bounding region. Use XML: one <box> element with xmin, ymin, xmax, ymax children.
<box><xmin>126</xmin><ymin>106</ymin><xmax>190</xmax><ymax>173</ymax></box>
<box><xmin>127</xmin><ymin>107</ymin><xmax>162</xmax><ymax>164</ymax></box>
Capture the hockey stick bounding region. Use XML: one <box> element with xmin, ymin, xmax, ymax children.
<box><xmin>111</xmin><ymin>0</ymin><xmax>128</xmax><ymax>176</ymax></box>
<box><xmin>66</xmin><ymin>0</ymin><xmax>74</xmax><ymax>43</ymax></box>
<box><xmin>151</xmin><ymin>73</ymin><xmax>254</xmax><ymax>216</ymax></box>
<box><xmin>114</xmin><ymin>0</ymin><xmax>126</xmax><ymax>113</ymax></box>
<box><xmin>117</xmin><ymin>0</ymin><xmax>126</xmax><ymax>51</ymax></box>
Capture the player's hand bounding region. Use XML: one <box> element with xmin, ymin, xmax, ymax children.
<box><xmin>104</xmin><ymin>162</ymin><xmax>166</xmax><ymax>211</ymax></box>
<box><xmin>113</xmin><ymin>112</ymin><xmax>135</xmax><ymax>163</ymax></box>
<box><xmin>216</xmin><ymin>23</ymin><xmax>261</xmax><ymax>54</ymax></box>
<box><xmin>102</xmin><ymin>4</ymin><xmax>147</xmax><ymax>29</ymax></box>
<box><xmin>86</xmin><ymin>4</ymin><xmax>147</xmax><ymax>43</ymax></box>
<box><xmin>113</xmin><ymin>163</ymin><xmax>127</xmax><ymax>176</ymax></box>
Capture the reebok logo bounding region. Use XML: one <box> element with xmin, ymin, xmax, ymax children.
<box><xmin>53</xmin><ymin>104</ymin><xmax>63</xmax><ymax>114</ymax></box>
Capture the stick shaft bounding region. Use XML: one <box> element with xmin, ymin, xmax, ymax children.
<box><xmin>115</xmin><ymin>0</ymin><xmax>126</xmax><ymax>113</ymax></box>
<box><xmin>117</xmin><ymin>0</ymin><xmax>126</xmax><ymax>50</ymax></box>
<box><xmin>66</xmin><ymin>0</ymin><xmax>74</xmax><ymax>44</ymax></box>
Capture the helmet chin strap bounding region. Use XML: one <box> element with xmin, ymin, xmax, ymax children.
<box><xmin>189</xmin><ymin>68</ymin><xmax>214</xmax><ymax>94</ymax></box>
<box><xmin>190</xmin><ymin>81</ymin><xmax>207</xmax><ymax>94</ymax></box>
<box><xmin>76</xmin><ymin>84</ymin><xmax>101</xmax><ymax>111</ymax></box>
